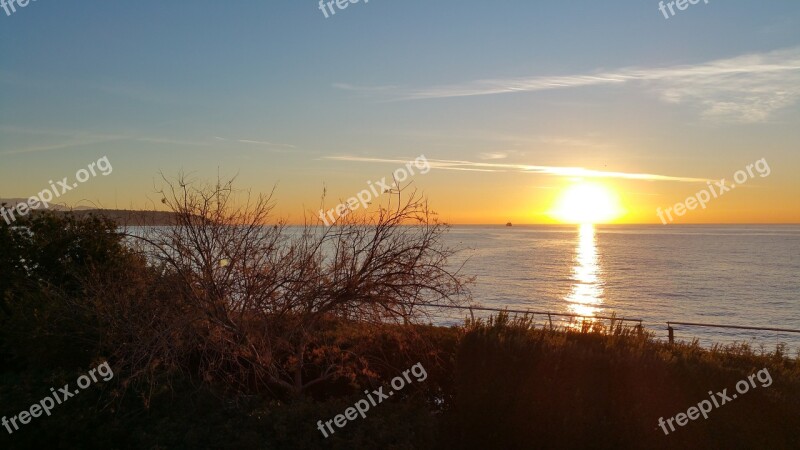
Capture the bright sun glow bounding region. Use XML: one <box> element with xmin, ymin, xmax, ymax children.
<box><xmin>550</xmin><ymin>182</ymin><xmax>623</xmax><ymax>224</ymax></box>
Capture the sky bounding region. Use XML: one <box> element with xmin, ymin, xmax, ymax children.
<box><xmin>1</xmin><ymin>0</ymin><xmax>799</xmax><ymax>224</ymax></box>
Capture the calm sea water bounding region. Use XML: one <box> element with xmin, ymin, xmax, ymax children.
<box><xmin>436</xmin><ymin>224</ymin><xmax>800</xmax><ymax>352</ymax></box>
<box><xmin>127</xmin><ymin>224</ymin><xmax>800</xmax><ymax>352</ymax></box>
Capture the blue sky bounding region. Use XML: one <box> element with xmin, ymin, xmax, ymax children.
<box><xmin>1</xmin><ymin>0</ymin><xmax>799</xmax><ymax>223</ymax></box>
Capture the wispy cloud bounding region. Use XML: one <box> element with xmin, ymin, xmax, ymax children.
<box><xmin>324</xmin><ymin>156</ymin><xmax>709</xmax><ymax>182</ymax></box>
<box><xmin>479</xmin><ymin>152</ymin><xmax>508</xmax><ymax>160</ymax></box>
<box><xmin>0</xmin><ymin>126</ymin><xmax>298</xmax><ymax>155</ymax></box>
<box><xmin>0</xmin><ymin>126</ymin><xmax>214</xmax><ymax>155</ymax></box>
<box><xmin>0</xmin><ymin>128</ymin><xmax>129</xmax><ymax>155</ymax></box>
<box><xmin>135</xmin><ymin>137</ymin><xmax>210</xmax><ymax>146</ymax></box>
<box><xmin>0</xmin><ymin>137</ymin><xmax>124</xmax><ymax>156</ymax></box>
<box><xmin>214</xmin><ymin>136</ymin><xmax>295</xmax><ymax>149</ymax></box>
<box><xmin>340</xmin><ymin>47</ymin><xmax>800</xmax><ymax>123</ymax></box>
<box><xmin>332</xmin><ymin>83</ymin><xmax>398</xmax><ymax>92</ymax></box>
<box><xmin>537</xmin><ymin>136</ymin><xmax>609</xmax><ymax>149</ymax></box>
<box><xmin>95</xmin><ymin>83</ymin><xmax>178</xmax><ymax>105</ymax></box>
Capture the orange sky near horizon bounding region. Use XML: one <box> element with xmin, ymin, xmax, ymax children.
<box><xmin>2</xmin><ymin>3</ymin><xmax>799</xmax><ymax>226</ymax></box>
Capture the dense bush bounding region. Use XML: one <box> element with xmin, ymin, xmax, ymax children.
<box><xmin>2</xmin><ymin>213</ymin><xmax>798</xmax><ymax>449</ymax></box>
<box><xmin>446</xmin><ymin>314</ymin><xmax>800</xmax><ymax>450</ymax></box>
<box><xmin>0</xmin><ymin>212</ymin><xmax>137</xmax><ymax>369</ymax></box>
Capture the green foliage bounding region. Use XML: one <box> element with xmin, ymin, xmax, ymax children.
<box><xmin>0</xmin><ymin>212</ymin><xmax>135</xmax><ymax>370</ymax></box>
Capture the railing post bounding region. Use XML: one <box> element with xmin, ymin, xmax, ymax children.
<box><xmin>667</xmin><ymin>324</ymin><xmax>674</xmax><ymax>344</ymax></box>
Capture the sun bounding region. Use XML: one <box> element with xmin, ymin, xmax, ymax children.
<box><xmin>550</xmin><ymin>182</ymin><xmax>623</xmax><ymax>224</ymax></box>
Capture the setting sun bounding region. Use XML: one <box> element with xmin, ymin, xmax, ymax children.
<box><xmin>550</xmin><ymin>182</ymin><xmax>623</xmax><ymax>224</ymax></box>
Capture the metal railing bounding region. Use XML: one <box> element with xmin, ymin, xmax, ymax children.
<box><xmin>421</xmin><ymin>303</ymin><xmax>643</xmax><ymax>328</ymax></box>
<box><xmin>666</xmin><ymin>320</ymin><xmax>800</xmax><ymax>344</ymax></box>
<box><xmin>420</xmin><ymin>304</ymin><xmax>800</xmax><ymax>348</ymax></box>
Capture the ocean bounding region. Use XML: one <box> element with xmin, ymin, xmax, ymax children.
<box><xmin>436</xmin><ymin>224</ymin><xmax>800</xmax><ymax>352</ymax></box>
<box><xmin>126</xmin><ymin>224</ymin><xmax>800</xmax><ymax>353</ymax></box>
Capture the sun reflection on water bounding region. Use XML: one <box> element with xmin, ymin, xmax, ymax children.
<box><xmin>565</xmin><ymin>223</ymin><xmax>604</xmax><ymax>318</ymax></box>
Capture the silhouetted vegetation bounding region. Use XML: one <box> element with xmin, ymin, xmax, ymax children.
<box><xmin>1</xmin><ymin>183</ymin><xmax>798</xmax><ymax>449</ymax></box>
<box><xmin>447</xmin><ymin>314</ymin><xmax>800</xmax><ymax>449</ymax></box>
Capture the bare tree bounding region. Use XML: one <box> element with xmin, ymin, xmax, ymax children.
<box><xmin>123</xmin><ymin>174</ymin><xmax>469</xmax><ymax>397</ymax></box>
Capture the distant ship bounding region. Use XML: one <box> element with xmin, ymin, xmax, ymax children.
<box><xmin>506</xmin><ymin>222</ymin><xmax>512</xmax><ymax>227</ymax></box>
